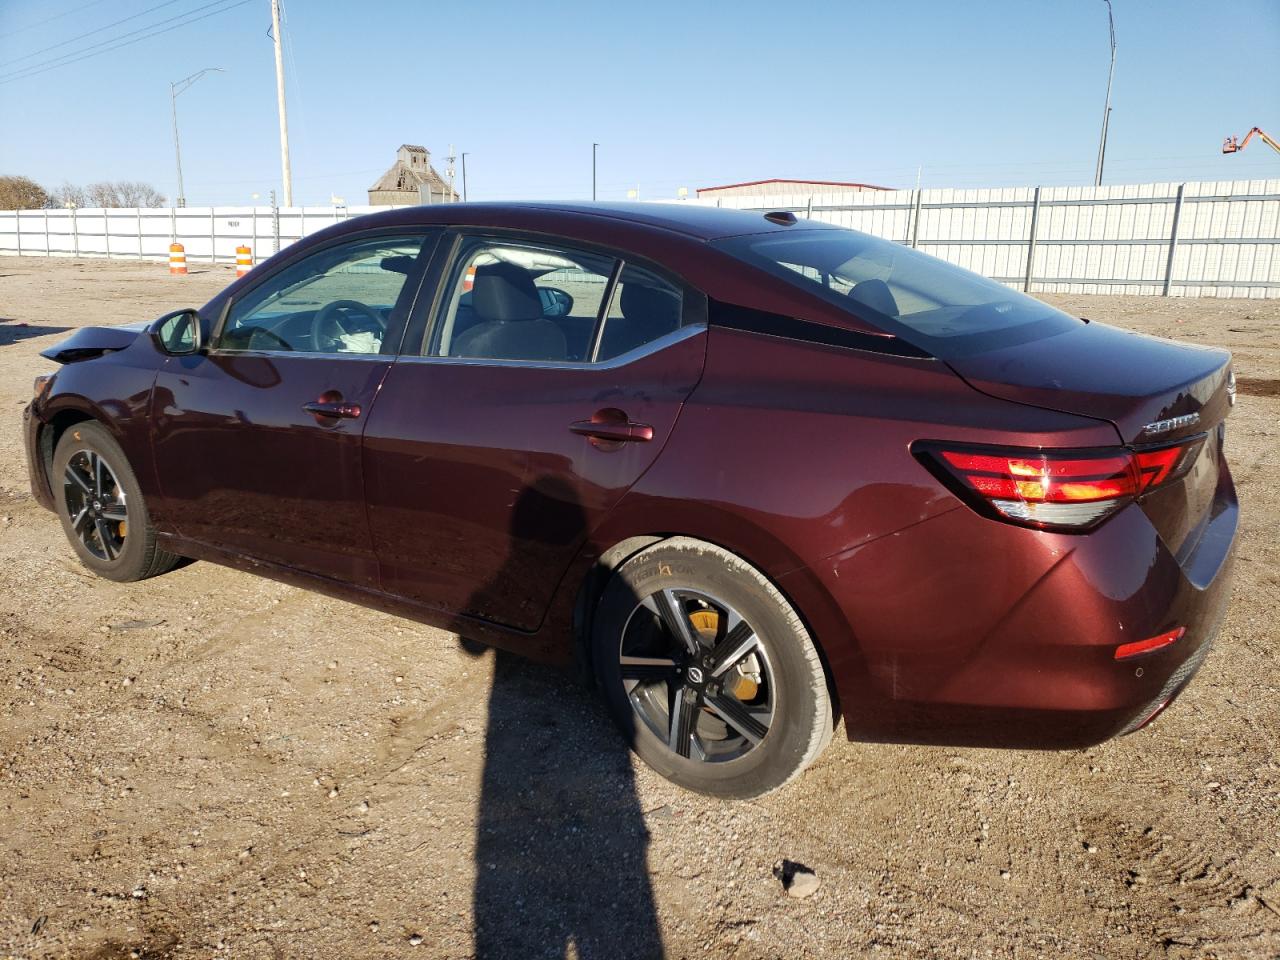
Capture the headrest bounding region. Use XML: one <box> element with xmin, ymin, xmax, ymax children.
<box><xmin>846</xmin><ymin>278</ymin><xmax>900</xmax><ymax>317</ymax></box>
<box><xmin>473</xmin><ymin>261</ymin><xmax>542</xmax><ymax>322</ymax></box>
<box><xmin>620</xmin><ymin>282</ymin><xmax>681</xmax><ymax>325</ymax></box>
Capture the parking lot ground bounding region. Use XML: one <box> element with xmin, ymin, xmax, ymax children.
<box><xmin>1</xmin><ymin>256</ymin><xmax>1278</xmax><ymax>959</ymax></box>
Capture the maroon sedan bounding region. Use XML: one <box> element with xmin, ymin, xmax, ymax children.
<box><xmin>24</xmin><ymin>203</ymin><xmax>1237</xmax><ymax>797</ymax></box>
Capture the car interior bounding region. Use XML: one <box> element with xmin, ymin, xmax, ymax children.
<box><xmin>217</xmin><ymin>236</ymin><xmax>687</xmax><ymax>364</ymax></box>
<box><xmin>438</xmin><ymin>245</ymin><xmax>685</xmax><ymax>363</ymax></box>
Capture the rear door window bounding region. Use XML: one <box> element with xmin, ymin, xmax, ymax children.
<box><xmin>595</xmin><ymin>265</ymin><xmax>685</xmax><ymax>362</ymax></box>
<box><xmin>426</xmin><ymin>236</ymin><xmax>691</xmax><ymax>364</ymax></box>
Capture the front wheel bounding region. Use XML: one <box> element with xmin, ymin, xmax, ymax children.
<box><xmin>52</xmin><ymin>422</ymin><xmax>181</xmax><ymax>582</ymax></box>
<box><xmin>591</xmin><ymin>538</ymin><xmax>833</xmax><ymax>798</ymax></box>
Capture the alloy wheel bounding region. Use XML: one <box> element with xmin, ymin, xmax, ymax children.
<box><xmin>62</xmin><ymin>449</ymin><xmax>128</xmax><ymax>561</ymax></box>
<box><xmin>619</xmin><ymin>588</ymin><xmax>775</xmax><ymax>762</ymax></box>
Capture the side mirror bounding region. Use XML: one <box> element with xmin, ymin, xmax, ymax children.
<box><xmin>151</xmin><ymin>308</ymin><xmax>203</xmax><ymax>356</ymax></box>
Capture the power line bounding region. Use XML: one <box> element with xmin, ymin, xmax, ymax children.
<box><xmin>0</xmin><ymin>0</ymin><xmax>112</xmax><ymax>41</ymax></box>
<box><xmin>0</xmin><ymin>0</ymin><xmax>252</xmax><ymax>86</ymax></box>
<box><xmin>0</xmin><ymin>0</ymin><xmax>240</xmax><ymax>78</ymax></box>
<box><xmin>0</xmin><ymin>0</ymin><xmax>188</xmax><ymax>69</ymax></box>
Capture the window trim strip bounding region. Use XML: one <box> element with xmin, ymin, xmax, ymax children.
<box><xmin>710</xmin><ymin>300</ymin><xmax>933</xmax><ymax>360</ymax></box>
<box><xmin>395</xmin><ymin>323</ymin><xmax>706</xmax><ymax>372</ymax></box>
<box><xmin>588</xmin><ymin>257</ymin><xmax>626</xmax><ymax>363</ymax></box>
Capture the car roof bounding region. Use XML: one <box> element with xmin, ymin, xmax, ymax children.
<box><xmin>378</xmin><ymin>201</ymin><xmax>841</xmax><ymax>242</ymax></box>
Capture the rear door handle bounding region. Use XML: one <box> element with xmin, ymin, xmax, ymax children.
<box><xmin>570</xmin><ymin>417</ymin><xmax>654</xmax><ymax>443</ymax></box>
<box><xmin>303</xmin><ymin>399</ymin><xmax>362</xmax><ymax>420</ymax></box>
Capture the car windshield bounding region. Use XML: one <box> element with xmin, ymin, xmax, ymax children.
<box><xmin>714</xmin><ymin>229</ymin><xmax>1081</xmax><ymax>357</ymax></box>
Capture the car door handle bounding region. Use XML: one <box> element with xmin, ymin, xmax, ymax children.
<box><xmin>303</xmin><ymin>399</ymin><xmax>362</xmax><ymax>420</ymax></box>
<box><xmin>569</xmin><ymin>417</ymin><xmax>654</xmax><ymax>443</ymax></box>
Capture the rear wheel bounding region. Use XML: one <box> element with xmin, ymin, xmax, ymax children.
<box><xmin>592</xmin><ymin>538</ymin><xmax>833</xmax><ymax>798</ymax></box>
<box><xmin>52</xmin><ymin>422</ymin><xmax>181</xmax><ymax>582</ymax></box>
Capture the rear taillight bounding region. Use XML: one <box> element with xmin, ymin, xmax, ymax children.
<box><xmin>914</xmin><ymin>437</ymin><xmax>1205</xmax><ymax>531</ymax></box>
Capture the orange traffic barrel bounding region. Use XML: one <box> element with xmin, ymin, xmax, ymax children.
<box><xmin>168</xmin><ymin>243</ymin><xmax>187</xmax><ymax>276</ymax></box>
<box><xmin>236</xmin><ymin>245</ymin><xmax>253</xmax><ymax>278</ymax></box>
<box><xmin>463</xmin><ymin>264</ymin><xmax>476</xmax><ymax>291</ymax></box>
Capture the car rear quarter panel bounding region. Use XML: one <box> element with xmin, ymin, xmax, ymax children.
<box><xmin>583</xmin><ymin>326</ymin><xmax>1122</xmax><ymax>722</ymax></box>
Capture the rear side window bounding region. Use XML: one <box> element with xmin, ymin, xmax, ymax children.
<box><xmin>596</xmin><ymin>265</ymin><xmax>684</xmax><ymax>362</ymax></box>
<box><xmin>427</xmin><ymin>236</ymin><xmax>690</xmax><ymax>364</ymax></box>
<box><xmin>714</xmin><ymin>230</ymin><xmax>1080</xmax><ymax>358</ymax></box>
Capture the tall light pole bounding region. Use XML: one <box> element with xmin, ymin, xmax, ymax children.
<box><xmin>461</xmin><ymin>152</ymin><xmax>469</xmax><ymax>201</ymax></box>
<box><xmin>1093</xmin><ymin>0</ymin><xmax>1116</xmax><ymax>187</ymax></box>
<box><xmin>170</xmin><ymin>67</ymin><xmax>223</xmax><ymax>209</ymax></box>
<box><xmin>592</xmin><ymin>142</ymin><xmax>598</xmax><ymax>201</ymax></box>
<box><xmin>270</xmin><ymin>0</ymin><xmax>293</xmax><ymax>206</ymax></box>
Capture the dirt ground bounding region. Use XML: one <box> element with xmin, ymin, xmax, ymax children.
<box><xmin>1</xmin><ymin>256</ymin><xmax>1278</xmax><ymax>960</ymax></box>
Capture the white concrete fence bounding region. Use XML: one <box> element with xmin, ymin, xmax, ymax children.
<box><xmin>0</xmin><ymin>204</ymin><xmax>403</xmax><ymax>268</ymax></box>
<box><xmin>1</xmin><ymin>179</ymin><xmax>1278</xmax><ymax>297</ymax></box>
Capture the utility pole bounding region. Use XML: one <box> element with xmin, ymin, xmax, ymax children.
<box><xmin>170</xmin><ymin>87</ymin><xmax>183</xmax><ymax>209</ymax></box>
<box><xmin>170</xmin><ymin>67</ymin><xmax>223</xmax><ymax>208</ymax></box>
<box><xmin>1094</xmin><ymin>0</ymin><xmax>1116</xmax><ymax>187</ymax></box>
<box><xmin>461</xmin><ymin>152</ymin><xmax>469</xmax><ymax>202</ymax></box>
<box><xmin>271</xmin><ymin>0</ymin><xmax>293</xmax><ymax>206</ymax></box>
<box><xmin>446</xmin><ymin>144</ymin><xmax>457</xmax><ymax>202</ymax></box>
<box><xmin>592</xmin><ymin>142</ymin><xmax>598</xmax><ymax>201</ymax></box>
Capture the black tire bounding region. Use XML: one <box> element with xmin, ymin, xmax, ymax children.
<box><xmin>592</xmin><ymin>538</ymin><xmax>833</xmax><ymax>799</ymax></box>
<box><xmin>51</xmin><ymin>421</ymin><xmax>181</xmax><ymax>583</ymax></box>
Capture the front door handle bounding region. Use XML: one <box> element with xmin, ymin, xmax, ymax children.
<box><xmin>303</xmin><ymin>391</ymin><xmax>362</xmax><ymax>421</ymax></box>
<box><xmin>570</xmin><ymin>411</ymin><xmax>654</xmax><ymax>444</ymax></box>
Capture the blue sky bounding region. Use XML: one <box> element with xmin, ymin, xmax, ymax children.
<box><xmin>1</xmin><ymin>0</ymin><xmax>1277</xmax><ymax>205</ymax></box>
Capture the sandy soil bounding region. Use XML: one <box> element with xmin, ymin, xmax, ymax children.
<box><xmin>1</xmin><ymin>257</ymin><xmax>1278</xmax><ymax>960</ymax></box>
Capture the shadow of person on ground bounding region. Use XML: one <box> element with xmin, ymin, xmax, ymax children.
<box><xmin>0</xmin><ymin>320</ymin><xmax>72</xmax><ymax>347</ymax></box>
<box><xmin>460</xmin><ymin>477</ymin><xmax>664</xmax><ymax>960</ymax></box>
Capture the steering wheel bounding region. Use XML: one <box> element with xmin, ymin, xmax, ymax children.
<box><xmin>310</xmin><ymin>299</ymin><xmax>386</xmax><ymax>353</ymax></box>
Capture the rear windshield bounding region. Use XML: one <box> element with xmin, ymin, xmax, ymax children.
<box><xmin>713</xmin><ymin>229</ymin><xmax>1081</xmax><ymax>357</ymax></box>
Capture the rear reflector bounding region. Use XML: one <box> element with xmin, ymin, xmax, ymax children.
<box><xmin>914</xmin><ymin>437</ymin><xmax>1205</xmax><ymax>531</ymax></box>
<box><xmin>1115</xmin><ymin>627</ymin><xmax>1185</xmax><ymax>660</ymax></box>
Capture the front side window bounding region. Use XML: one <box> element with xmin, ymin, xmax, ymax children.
<box><xmin>429</xmin><ymin>237</ymin><xmax>688</xmax><ymax>364</ymax></box>
<box><xmin>714</xmin><ymin>229</ymin><xmax>1081</xmax><ymax>358</ymax></box>
<box><xmin>218</xmin><ymin>234</ymin><xmax>428</xmax><ymax>355</ymax></box>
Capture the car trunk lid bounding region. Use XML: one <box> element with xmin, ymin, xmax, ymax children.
<box><xmin>946</xmin><ymin>320</ymin><xmax>1234</xmax><ymax>555</ymax></box>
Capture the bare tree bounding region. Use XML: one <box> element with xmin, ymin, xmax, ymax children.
<box><xmin>0</xmin><ymin>175</ymin><xmax>50</xmax><ymax>209</ymax></box>
<box><xmin>85</xmin><ymin>182</ymin><xmax>120</xmax><ymax>207</ymax></box>
<box><xmin>85</xmin><ymin>181</ymin><xmax>167</xmax><ymax>208</ymax></box>
<box><xmin>115</xmin><ymin>181</ymin><xmax>166</xmax><ymax>207</ymax></box>
<box><xmin>48</xmin><ymin>181</ymin><xmax>88</xmax><ymax>208</ymax></box>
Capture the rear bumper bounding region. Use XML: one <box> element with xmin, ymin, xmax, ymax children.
<box><xmin>789</xmin><ymin>458</ymin><xmax>1238</xmax><ymax>749</ymax></box>
<box><xmin>23</xmin><ymin>402</ymin><xmax>55</xmax><ymax>512</ymax></box>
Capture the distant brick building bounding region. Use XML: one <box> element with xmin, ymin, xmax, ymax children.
<box><xmin>368</xmin><ymin>145</ymin><xmax>456</xmax><ymax>206</ymax></box>
<box><xmin>697</xmin><ymin>178</ymin><xmax>890</xmax><ymax>199</ymax></box>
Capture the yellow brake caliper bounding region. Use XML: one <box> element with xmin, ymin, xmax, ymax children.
<box><xmin>688</xmin><ymin>608</ymin><xmax>758</xmax><ymax>700</ymax></box>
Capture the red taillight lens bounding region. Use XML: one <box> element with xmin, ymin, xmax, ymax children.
<box><xmin>1114</xmin><ymin>627</ymin><xmax>1184</xmax><ymax>660</ymax></box>
<box><xmin>915</xmin><ymin>437</ymin><xmax>1205</xmax><ymax>531</ymax></box>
